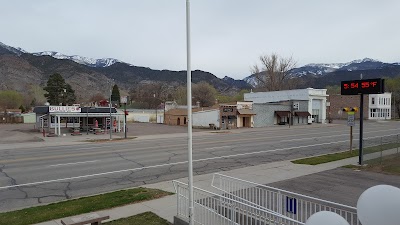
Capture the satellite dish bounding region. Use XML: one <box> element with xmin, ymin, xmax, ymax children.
<box><xmin>305</xmin><ymin>211</ymin><xmax>349</xmax><ymax>225</ymax></box>
<box><xmin>357</xmin><ymin>185</ymin><xmax>400</xmax><ymax>225</ymax></box>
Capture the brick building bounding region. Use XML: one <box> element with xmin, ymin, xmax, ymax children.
<box><xmin>328</xmin><ymin>94</ymin><xmax>369</xmax><ymax>120</ymax></box>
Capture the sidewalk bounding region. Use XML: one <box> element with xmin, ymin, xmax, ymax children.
<box><xmin>34</xmin><ymin>155</ymin><xmax>360</xmax><ymax>225</ymax></box>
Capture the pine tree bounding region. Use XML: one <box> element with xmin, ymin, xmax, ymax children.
<box><xmin>111</xmin><ymin>84</ymin><xmax>121</xmax><ymax>104</ymax></box>
<box><xmin>44</xmin><ymin>73</ymin><xmax>76</xmax><ymax>105</ymax></box>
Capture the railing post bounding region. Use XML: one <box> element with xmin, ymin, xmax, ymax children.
<box><xmin>278</xmin><ymin>190</ymin><xmax>282</xmax><ymax>215</ymax></box>
<box><xmin>380</xmin><ymin>136</ymin><xmax>383</xmax><ymax>164</ymax></box>
<box><xmin>230</xmin><ymin>203</ymin><xmax>235</xmax><ymax>225</ymax></box>
<box><xmin>176</xmin><ymin>185</ymin><xmax>180</xmax><ymax>217</ymax></box>
<box><xmin>397</xmin><ymin>134</ymin><xmax>399</xmax><ymax>154</ymax></box>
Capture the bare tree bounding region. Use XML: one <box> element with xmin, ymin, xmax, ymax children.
<box><xmin>193</xmin><ymin>81</ymin><xmax>217</xmax><ymax>107</ymax></box>
<box><xmin>89</xmin><ymin>93</ymin><xmax>106</xmax><ymax>103</ymax></box>
<box><xmin>251</xmin><ymin>53</ymin><xmax>296</xmax><ymax>91</ymax></box>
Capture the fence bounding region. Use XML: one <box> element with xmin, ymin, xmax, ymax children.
<box><xmin>363</xmin><ymin>134</ymin><xmax>400</xmax><ymax>164</ymax></box>
<box><xmin>173</xmin><ymin>180</ymin><xmax>304</xmax><ymax>225</ymax></box>
<box><xmin>0</xmin><ymin>114</ymin><xmax>23</xmax><ymax>123</ymax></box>
<box><xmin>362</xmin><ymin>133</ymin><xmax>400</xmax><ymax>168</ymax></box>
<box><xmin>211</xmin><ymin>174</ymin><xmax>359</xmax><ymax>225</ymax></box>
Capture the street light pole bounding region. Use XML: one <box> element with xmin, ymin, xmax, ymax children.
<box><xmin>186</xmin><ymin>1</ymin><xmax>194</xmax><ymax>224</ymax></box>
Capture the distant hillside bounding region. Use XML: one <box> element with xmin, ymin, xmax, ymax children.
<box><xmin>0</xmin><ymin>42</ymin><xmax>251</xmax><ymax>101</ymax></box>
<box><xmin>244</xmin><ymin>58</ymin><xmax>400</xmax><ymax>89</ymax></box>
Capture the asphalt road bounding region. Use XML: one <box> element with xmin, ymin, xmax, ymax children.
<box><xmin>0</xmin><ymin>121</ymin><xmax>399</xmax><ymax>212</ymax></box>
<box><xmin>270</xmin><ymin>167</ymin><xmax>400</xmax><ymax>207</ymax></box>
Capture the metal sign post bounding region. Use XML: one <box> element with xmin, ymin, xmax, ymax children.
<box><xmin>121</xmin><ymin>96</ymin><xmax>128</xmax><ymax>139</ymax></box>
<box><xmin>347</xmin><ymin>112</ymin><xmax>355</xmax><ymax>153</ymax></box>
<box><xmin>359</xmin><ymin>94</ymin><xmax>364</xmax><ymax>165</ymax></box>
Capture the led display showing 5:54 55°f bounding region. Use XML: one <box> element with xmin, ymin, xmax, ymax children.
<box><xmin>341</xmin><ymin>78</ymin><xmax>384</xmax><ymax>95</ymax></box>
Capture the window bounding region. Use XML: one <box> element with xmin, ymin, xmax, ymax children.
<box><xmin>371</xmin><ymin>98</ymin><xmax>375</xmax><ymax>104</ymax></box>
<box><xmin>370</xmin><ymin>109</ymin><xmax>377</xmax><ymax>118</ymax></box>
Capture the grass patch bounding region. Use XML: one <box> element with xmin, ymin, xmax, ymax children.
<box><xmin>292</xmin><ymin>143</ymin><xmax>400</xmax><ymax>165</ymax></box>
<box><xmin>105</xmin><ymin>212</ymin><xmax>171</xmax><ymax>225</ymax></box>
<box><xmin>344</xmin><ymin>153</ymin><xmax>400</xmax><ymax>175</ymax></box>
<box><xmin>0</xmin><ymin>188</ymin><xmax>172</xmax><ymax>225</ymax></box>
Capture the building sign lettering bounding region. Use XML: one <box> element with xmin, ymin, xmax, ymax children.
<box><xmin>223</xmin><ymin>108</ymin><xmax>234</xmax><ymax>112</ymax></box>
<box><xmin>49</xmin><ymin>106</ymin><xmax>81</xmax><ymax>113</ymax></box>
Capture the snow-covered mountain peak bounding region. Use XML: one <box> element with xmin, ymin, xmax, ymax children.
<box><xmin>33</xmin><ymin>51</ymin><xmax>121</xmax><ymax>67</ymax></box>
<box><xmin>0</xmin><ymin>42</ymin><xmax>27</xmax><ymax>55</ymax></box>
<box><xmin>349</xmin><ymin>58</ymin><xmax>380</xmax><ymax>64</ymax></box>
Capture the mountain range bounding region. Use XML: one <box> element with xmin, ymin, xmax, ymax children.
<box><xmin>0</xmin><ymin>41</ymin><xmax>399</xmax><ymax>101</ymax></box>
<box><xmin>244</xmin><ymin>58</ymin><xmax>400</xmax><ymax>88</ymax></box>
<box><xmin>0</xmin><ymin>42</ymin><xmax>250</xmax><ymax>101</ymax></box>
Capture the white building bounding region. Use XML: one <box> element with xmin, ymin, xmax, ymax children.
<box><xmin>244</xmin><ymin>88</ymin><xmax>328</xmax><ymax>124</ymax></box>
<box><xmin>192</xmin><ymin>109</ymin><xmax>220</xmax><ymax>129</ymax></box>
<box><xmin>369</xmin><ymin>93</ymin><xmax>392</xmax><ymax>120</ymax></box>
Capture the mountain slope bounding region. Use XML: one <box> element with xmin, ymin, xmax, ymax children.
<box><xmin>0</xmin><ymin>42</ymin><xmax>251</xmax><ymax>101</ymax></box>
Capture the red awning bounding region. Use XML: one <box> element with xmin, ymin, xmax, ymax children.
<box><xmin>295</xmin><ymin>111</ymin><xmax>311</xmax><ymax>117</ymax></box>
<box><xmin>275</xmin><ymin>111</ymin><xmax>291</xmax><ymax>117</ymax></box>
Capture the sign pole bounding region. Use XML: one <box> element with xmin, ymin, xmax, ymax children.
<box><xmin>124</xmin><ymin>103</ymin><xmax>127</xmax><ymax>139</ymax></box>
<box><xmin>350</xmin><ymin>126</ymin><xmax>353</xmax><ymax>153</ymax></box>
<box><xmin>359</xmin><ymin>94</ymin><xmax>364</xmax><ymax>165</ymax></box>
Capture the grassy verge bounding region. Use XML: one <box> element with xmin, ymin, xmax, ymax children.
<box><xmin>105</xmin><ymin>212</ymin><xmax>171</xmax><ymax>225</ymax></box>
<box><xmin>292</xmin><ymin>143</ymin><xmax>400</xmax><ymax>165</ymax></box>
<box><xmin>343</xmin><ymin>153</ymin><xmax>400</xmax><ymax>175</ymax></box>
<box><xmin>0</xmin><ymin>188</ymin><xmax>172</xmax><ymax>225</ymax></box>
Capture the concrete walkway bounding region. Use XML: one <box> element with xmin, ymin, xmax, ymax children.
<box><xmin>34</xmin><ymin>154</ymin><xmax>361</xmax><ymax>225</ymax></box>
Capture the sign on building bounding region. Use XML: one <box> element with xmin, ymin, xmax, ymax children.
<box><xmin>49</xmin><ymin>106</ymin><xmax>81</xmax><ymax>113</ymax></box>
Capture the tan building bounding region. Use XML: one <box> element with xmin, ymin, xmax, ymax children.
<box><xmin>220</xmin><ymin>101</ymin><xmax>256</xmax><ymax>129</ymax></box>
<box><xmin>164</xmin><ymin>109</ymin><xmax>188</xmax><ymax>126</ymax></box>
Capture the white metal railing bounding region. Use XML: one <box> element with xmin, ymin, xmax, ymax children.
<box><xmin>173</xmin><ymin>180</ymin><xmax>304</xmax><ymax>225</ymax></box>
<box><xmin>211</xmin><ymin>174</ymin><xmax>360</xmax><ymax>225</ymax></box>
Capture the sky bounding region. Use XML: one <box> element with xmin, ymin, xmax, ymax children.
<box><xmin>1</xmin><ymin>0</ymin><xmax>399</xmax><ymax>79</ymax></box>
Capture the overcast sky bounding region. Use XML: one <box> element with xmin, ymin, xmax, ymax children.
<box><xmin>1</xmin><ymin>0</ymin><xmax>399</xmax><ymax>79</ymax></box>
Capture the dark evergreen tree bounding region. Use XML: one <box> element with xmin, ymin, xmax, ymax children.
<box><xmin>111</xmin><ymin>84</ymin><xmax>121</xmax><ymax>104</ymax></box>
<box><xmin>44</xmin><ymin>73</ymin><xmax>76</xmax><ymax>105</ymax></box>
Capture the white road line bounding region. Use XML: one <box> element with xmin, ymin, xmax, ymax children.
<box><xmin>47</xmin><ymin>160</ymin><xmax>101</xmax><ymax>168</ymax></box>
<box><xmin>205</xmin><ymin>146</ymin><xmax>232</xmax><ymax>150</ymax></box>
<box><xmin>0</xmin><ymin>140</ymin><xmax>348</xmax><ymax>190</ymax></box>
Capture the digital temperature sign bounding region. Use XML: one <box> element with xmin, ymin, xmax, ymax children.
<box><xmin>341</xmin><ymin>78</ymin><xmax>384</xmax><ymax>95</ymax></box>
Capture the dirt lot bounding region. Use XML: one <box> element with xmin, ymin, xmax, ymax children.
<box><xmin>0</xmin><ymin>122</ymin><xmax>205</xmax><ymax>144</ymax></box>
<box><xmin>0</xmin><ymin>124</ymin><xmax>44</xmax><ymax>144</ymax></box>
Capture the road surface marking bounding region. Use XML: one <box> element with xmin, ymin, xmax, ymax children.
<box><xmin>205</xmin><ymin>146</ymin><xmax>232</xmax><ymax>150</ymax></box>
<box><xmin>1</xmin><ymin>128</ymin><xmax>398</xmax><ymax>164</ymax></box>
<box><xmin>47</xmin><ymin>160</ymin><xmax>100</xmax><ymax>168</ymax></box>
<box><xmin>0</xmin><ymin>140</ymin><xmax>349</xmax><ymax>190</ymax></box>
